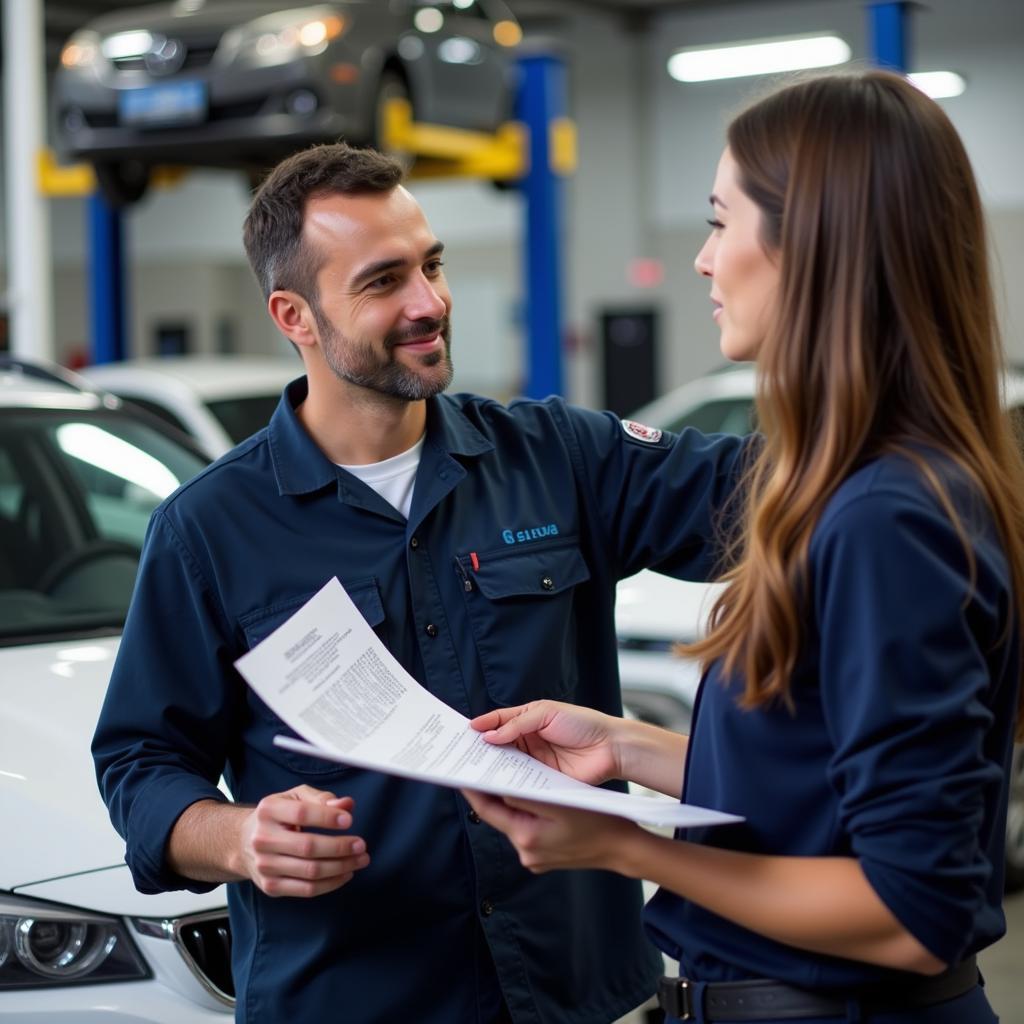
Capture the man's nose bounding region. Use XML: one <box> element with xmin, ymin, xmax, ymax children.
<box><xmin>406</xmin><ymin>275</ymin><xmax>449</xmax><ymax>321</ymax></box>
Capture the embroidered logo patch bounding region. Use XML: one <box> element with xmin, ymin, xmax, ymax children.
<box><xmin>621</xmin><ymin>419</ymin><xmax>663</xmax><ymax>444</ymax></box>
<box><xmin>502</xmin><ymin>524</ymin><xmax>560</xmax><ymax>545</ymax></box>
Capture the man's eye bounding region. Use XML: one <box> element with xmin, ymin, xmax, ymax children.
<box><xmin>369</xmin><ymin>275</ymin><xmax>396</xmax><ymax>289</ymax></box>
<box><xmin>706</xmin><ymin>218</ymin><xmax>725</xmax><ymax>231</ymax></box>
<box><xmin>425</xmin><ymin>259</ymin><xmax>445</xmax><ymax>274</ymax></box>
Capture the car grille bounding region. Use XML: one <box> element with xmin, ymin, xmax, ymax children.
<box><xmin>110</xmin><ymin>40</ymin><xmax>220</xmax><ymax>73</ymax></box>
<box><xmin>178</xmin><ymin>912</ymin><xmax>234</xmax><ymax>1001</ymax></box>
<box><xmin>135</xmin><ymin>909</ymin><xmax>235</xmax><ymax>1005</ymax></box>
<box><xmin>134</xmin><ymin>909</ymin><xmax>233</xmax><ymax>1005</ymax></box>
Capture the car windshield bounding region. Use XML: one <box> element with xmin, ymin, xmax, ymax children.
<box><xmin>667</xmin><ymin>396</ymin><xmax>756</xmax><ymax>436</ymax></box>
<box><xmin>0</xmin><ymin>406</ymin><xmax>205</xmax><ymax>644</ymax></box>
<box><xmin>206</xmin><ymin>394</ymin><xmax>281</xmax><ymax>444</ymax></box>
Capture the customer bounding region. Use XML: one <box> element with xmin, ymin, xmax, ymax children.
<box><xmin>465</xmin><ymin>71</ymin><xmax>1024</xmax><ymax>1024</ymax></box>
<box><xmin>92</xmin><ymin>142</ymin><xmax>749</xmax><ymax>1023</ymax></box>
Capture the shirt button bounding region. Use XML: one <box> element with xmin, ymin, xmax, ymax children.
<box><xmin>541</xmin><ymin>576</ymin><xmax>555</xmax><ymax>591</ymax></box>
<box><xmin>480</xmin><ymin>899</ymin><xmax>494</xmax><ymax>917</ymax></box>
<box><xmin>410</xmin><ymin>536</ymin><xmax>419</xmax><ymax>549</ymax></box>
<box><xmin>468</xmin><ymin>810</ymin><xmax>481</xmax><ymax>824</ymax></box>
<box><xmin>425</xmin><ymin>623</ymin><xmax>438</xmax><ymax>637</ymax></box>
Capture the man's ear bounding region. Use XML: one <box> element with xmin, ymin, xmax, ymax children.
<box><xmin>268</xmin><ymin>290</ymin><xmax>318</xmax><ymax>350</ymax></box>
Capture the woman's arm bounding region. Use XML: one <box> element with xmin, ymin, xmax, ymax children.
<box><xmin>621</xmin><ymin>830</ymin><xmax>946</xmax><ymax>974</ymax></box>
<box><xmin>463</xmin><ymin>792</ymin><xmax>946</xmax><ymax>975</ymax></box>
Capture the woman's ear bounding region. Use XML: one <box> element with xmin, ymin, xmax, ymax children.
<box><xmin>268</xmin><ymin>290</ymin><xmax>318</xmax><ymax>351</ymax></box>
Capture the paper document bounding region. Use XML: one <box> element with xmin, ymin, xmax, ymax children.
<box><xmin>235</xmin><ymin>578</ymin><xmax>742</xmax><ymax>830</ymax></box>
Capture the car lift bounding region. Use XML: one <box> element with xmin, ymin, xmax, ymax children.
<box><xmin>39</xmin><ymin>52</ymin><xmax>576</xmax><ymax>401</ymax></box>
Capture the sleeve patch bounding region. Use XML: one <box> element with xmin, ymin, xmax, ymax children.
<box><xmin>620</xmin><ymin>419</ymin><xmax>663</xmax><ymax>444</ymax></box>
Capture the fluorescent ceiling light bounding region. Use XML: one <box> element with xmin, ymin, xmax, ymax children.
<box><xmin>908</xmin><ymin>71</ymin><xmax>966</xmax><ymax>99</ymax></box>
<box><xmin>668</xmin><ymin>34</ymin><xmax>851</xmax><ymax>83</ymax></box>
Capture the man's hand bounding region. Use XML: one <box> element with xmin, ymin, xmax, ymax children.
<box><xmin>236</xmin><ymin>785</ymin><xmax>369</xmax><ymax>897</ymax></box>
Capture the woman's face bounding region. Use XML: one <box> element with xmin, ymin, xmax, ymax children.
<box><xmin>695</xmin><ymin>147</ymin><xmax>780</xmax><ymax>362</ymax></box>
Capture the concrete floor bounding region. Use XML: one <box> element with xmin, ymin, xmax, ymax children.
<box><xmin>980</xmin><ymin>887</ymin><xmax>1024</xmax><ymax>1023</ymax></box>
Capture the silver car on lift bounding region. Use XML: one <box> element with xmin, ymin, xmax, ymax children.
<box><xmin>53</xmin><ymin>0</ymin><xmax>521</xmax><ymax>204</ymax></box>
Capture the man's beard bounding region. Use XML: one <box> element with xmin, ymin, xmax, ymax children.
<box><xmin>314</xmin><ymin>307</ymin><xmax>454</xmax><ymax>401</ymax></box>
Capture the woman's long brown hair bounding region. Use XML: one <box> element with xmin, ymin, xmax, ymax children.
<box><xmin>684</xmin><ymin>72</ymin><xmax>1024</xmax><ymax>740</ymax></box>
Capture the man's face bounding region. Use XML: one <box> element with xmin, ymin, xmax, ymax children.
<box><xmin>303</xmin><ymin>187</ymin><xmax>454</xmax><ymax>400</ymax></box>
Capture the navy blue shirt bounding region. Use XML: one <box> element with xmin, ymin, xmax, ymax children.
<box><xmin>645</xmin><ymin>453</ymin><xmax>1020</xmax><ymax>995</ymax></box>
<box><xmin>93</xmin><ymin>380</ymin><xmax>746</xmax><ymax>1024</ymax></box>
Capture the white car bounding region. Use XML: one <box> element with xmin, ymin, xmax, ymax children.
<box><xmin>615</xmin><ymin>364</ymin><xmax>1024</xmax><ymax>893</ymax></box>
<box><xmin>0</xmin><ymin>357</ymin><xmax>233</xmax><ymax>1020</ymax></box>
<box><xmin>80</xmin><ymin>356</ymin><xmax>300</xmax><ymax>459</ymax></box>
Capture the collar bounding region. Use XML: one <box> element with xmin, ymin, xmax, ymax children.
<box><xmin>268</xmin><ymin>379</ymin><xmax>494</xmax><ymax>497</ymax></box>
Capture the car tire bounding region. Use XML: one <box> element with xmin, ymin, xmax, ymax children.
<box><xmin>93</xmin><ymin>160</ymin><xmax>150</xmax><ymax>206</ymax></box>
<box><xmin>374</xmin><ymin>69</ymin><xmax>415</xmax><ymax>173</ymax></box>
<box><xmin>1006</xmin><ymin>743</ymin><xmax>1024</xmax><ymax>893</ymax></box>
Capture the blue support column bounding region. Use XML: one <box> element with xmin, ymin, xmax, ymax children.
<box><xmin>869</xmin><ymin>2</ymin><xmax>911</xmax><ymax>72</ymax></box>
<box><xmin>87</xmin><ymin>193</ymin><xmax>127</xmax><ymax>364</ymax></box>
<box><xmin>516</xmin><ymin>53</ymin><xmax>566</xmax><ymax>399</ymax></box>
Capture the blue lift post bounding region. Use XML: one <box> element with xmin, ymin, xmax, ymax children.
<box><xmin>517</xmin><ymin>52</ymin><xmax>567</xmax><ymax>400</ymax></box>
<box><xmin>87</xmin><ymin>193</ymin><xmax>127</xmax><ymax>364</ymax></box>
<box><xmin>869</xmin><ymin>1</ymin><xmax>912</xmax><ymax>72</ymax></box>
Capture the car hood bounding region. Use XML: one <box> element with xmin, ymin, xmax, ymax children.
<box><xmin>1</xmin><ymin>636</ymin><xmax>148</xmax><ymax>887</ymax></box>
<box><xmin>15</xmin><ymin>863</ymin><xmax>225</xmax><ymax>917</ymax></box>
<box><xmin>1</xmin><ymin>635</ymin><xmax>226</xmax><ymax>914</ymax></box>
<box><xmin>615</xmin><ymin>570</ymin><xmax>726</xmax><ymax>643</ymax></box>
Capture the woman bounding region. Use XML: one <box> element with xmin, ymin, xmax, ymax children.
<box><xmin>464</xmin><ymin>71</ymin><xmax>1024</xmax><ymax>1023</ymax></box>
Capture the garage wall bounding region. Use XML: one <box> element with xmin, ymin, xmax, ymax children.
<box><xmin>639</xmin><ymin>0</ymin><xmax>1024</xmax><ymax>391</ymax></box>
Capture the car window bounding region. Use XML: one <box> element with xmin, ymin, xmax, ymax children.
<box><xmin>120</xmin><ymin>395</ymin><xmax>192</xmax><ymax>436</ymax></box>
<box><xmin>205</xmin><ymin>394</ymin><xmax>281</xmax><ymax>445</ymax></box>
<box><xmin>668</xmin><ymin>396</ymin><xmax>756</xmax><ymax>436</ymax></box>
<box><xmin>0</xmin><ymin>407</ymin><xmax>205</xmax><ymax>644</ymax></box>
<box><xmin>0</xmin><ymin>448</ymin><xmax>23</xmax><ymax>519</ymax></box>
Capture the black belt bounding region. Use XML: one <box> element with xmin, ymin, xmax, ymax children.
<box><xmin>657</xmin><ymin>957</ymin><xmax>978</xmax><ymax>1021</ymax></box>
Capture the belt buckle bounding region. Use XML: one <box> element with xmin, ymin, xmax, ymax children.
<box><xmin>666</xmin><ymin>978</ymin><xmax>695</xmax><ymax>1021</ymax></box>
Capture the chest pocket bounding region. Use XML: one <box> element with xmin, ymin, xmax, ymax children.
<box><xmin>460</xmin><ymin>542</ymin><xmax>591</xmax><ymax>707</ymax></box>
<box><xmin>240</xmin><ymin>578</ymin><xmax>385</xmax><ymax>778</ymax></box>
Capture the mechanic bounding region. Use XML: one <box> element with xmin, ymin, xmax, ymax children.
<box><xmin>92</xmin><ymin>142</ymin><xmax>748</xmax><ymax>1024</ymax></box>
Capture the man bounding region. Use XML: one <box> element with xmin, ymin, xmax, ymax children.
<box><xmin>93</xmin><ymin>143</ymin><xmax>745</xmax><ymax>1023</ymax></box>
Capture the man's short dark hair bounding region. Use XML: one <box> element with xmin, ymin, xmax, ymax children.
<box><xmin>243</xmin><ymin>143</ymin><xmax>405</xmax><ymax>302</ymax></box>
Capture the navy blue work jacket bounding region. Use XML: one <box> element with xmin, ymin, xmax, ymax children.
<box><xmin>646</xmin><ymin>452</ymin><xmax>1020</xmax><ymax>1012</ymax></box>
<box><xmin>93</xmin><ymin>379</ymin><xmax>747</xmax><ymax>1024</ymax></box>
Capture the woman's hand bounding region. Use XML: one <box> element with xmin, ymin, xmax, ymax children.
<box><xmin>461</xmin><ymin>790</ymin><xmax>640</xmax><ymax>874</ymax></box>
<box><xmin>470</xmin><ymin>700</ymin><xmax>622</xmax><ymax>785</ymax></box>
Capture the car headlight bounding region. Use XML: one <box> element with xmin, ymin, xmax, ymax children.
<box><xmin>0</xmin><ymin>895</ymin><xmax>148</xmax><ymax>989</ymax></box>
<box><xmin>60</xmin><ymin>30</ymin><xmax>102</xmax><ymax>70</ymax></box>
<box><xmin>221</xmin><ymin>6</ymin><xmax>347</xmax><ymax>66</ymax></box>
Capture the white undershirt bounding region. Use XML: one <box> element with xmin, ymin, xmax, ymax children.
<box><xmin>337</xmin><ymin>434</ymin><xmax>425</xmax><ymax>520</ymax></box>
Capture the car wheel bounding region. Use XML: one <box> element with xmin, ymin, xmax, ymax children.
<box><xmin>374</xmin><ymin>70</ymin><xmax>415</xmax><ymax>173</ymax></box>
<box><xmin>1006</xmin><ymin>743</ymin><xmax>1024</xmax><ymax>892</ymax></box>
<box><xmin>93</xmin><ymin>160</ymin><xmax>150</xmax><ymax>206</ymax></box>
